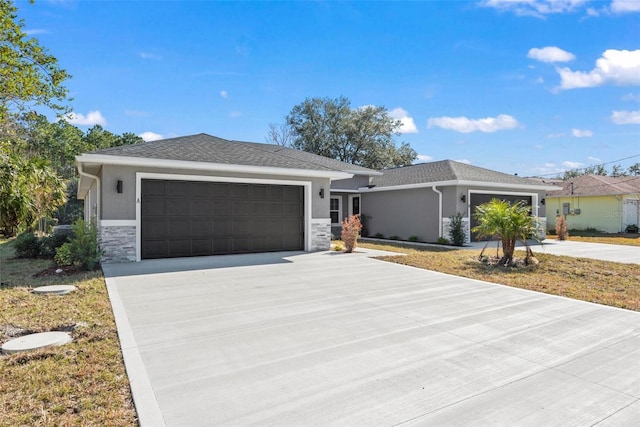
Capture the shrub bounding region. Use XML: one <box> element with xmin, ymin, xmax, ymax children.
<box><xmin>374</xmin><ymin>232</ymin><xmax>384</xmax><ymax>239</ymax></box>
<box><xmin>14</xmin><ymin>232</ymin><xmax>40</xmax><ymax>258</ymax></box>
<box><xmin>555</xmin><ymin>215</ymin><xmax>569</xmax><ymax>240</ymax></box>
<box><xmin>388</xmin><ymin>235</ymin><xmax>400</xmax><ymax>240</ymax></box>
<box><xmin>55</xmin><ymin>219</ymin><xmax>102</xmax><ymax>271</ymax></box>
<box><xmin>408</xmin><ymin>235</ymin><xmax>420</xmax><ymax>242</ymax></box>
<box><xmin>38</xmin><ymin>233</ymin><xmax>70</xmax><ymax>259</ymax></box>
<box><xmin>437</xmin><ymin>237</ymin><xmax>449</xmax><ymax>245</ymax></box>
<box><xmin>448</xmin><ymin>213</ymin><xmax>466</xmax><ymax>246</ymax></box>
<box><xmin>341</xmin><ymin>214</ymin><xmax>363</xmax><ymax>253</ymax></box>
<box><xmin>625</xmin><ymin>224</ymin><xmax>639</xmax><ymax>233</ymax></box>
<box><xmin>332</xmin><ymin>242</ymin><xmax>344</xmax><ymax>251</ymax></box>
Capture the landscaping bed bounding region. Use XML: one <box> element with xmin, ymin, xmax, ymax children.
<box><xmin>0</xmin><ymin>237</ymin><xmax>137</xmax><ymax>426</ymax></box>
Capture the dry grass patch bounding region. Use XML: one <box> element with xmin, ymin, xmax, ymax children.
<box><xmin>360</xmin><ymin>242</ymin><xmax>640</xmax><ymax>312</ymax></box>
<box><xmin>547</xmin><ymin>231</ymin><xmax>640</xmax><ymax>247</ymax></box>
<box><xmin>0</xmin><ymin>238</ymin><xmax>137</xmax><ymax>426</ymax></box>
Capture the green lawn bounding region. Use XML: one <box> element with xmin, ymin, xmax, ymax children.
<box><xmin>0</xmin><ymin>237</ymin><xmax>137</xmax><ymax>426</ymax></box>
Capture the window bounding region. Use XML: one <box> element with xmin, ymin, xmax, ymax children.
<box><xmin>330</xmin><ymin>197</ymin><xmax>341</xmax><ymax>224</ymax></box>
<box><xmin>349</xmin><ymin>195</ymin><xmax>360</xmax><ymax>217</ymax></box>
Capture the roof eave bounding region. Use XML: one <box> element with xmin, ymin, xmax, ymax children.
<box><xmin>359</xmin><ymin>179</ymin><xmax>559</xmax><ymax>193</ymax></box>
<box><xmin>75</xmin><ymin>154</ymin><xmax>353</xmax><ymax>180</ymax></box>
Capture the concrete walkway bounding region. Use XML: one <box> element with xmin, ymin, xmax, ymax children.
<box><xmin>363</xmin><ymin>237</ymin><xmax>640</xmax><ymax>264</ymax></box>
<box><xmin>104</xmin><ymin>250</ymin><xmax>640</xmax><ymax>426</ymax></box>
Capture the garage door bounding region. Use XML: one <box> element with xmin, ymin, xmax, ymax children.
<box><xmin>141</xmin><ymin>180</ymin><xmax>304</xmax><ymax>259</ymax></box>
<box><xmin>469</xmin><ymin>193</ymin><xmax>532</xmax><ymax>241</ymax></box>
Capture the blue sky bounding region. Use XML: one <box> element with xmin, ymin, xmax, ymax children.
<box><xmin>16</xmin><ymin>0</ymin><xmax>640</xmax><ymax>176</ymax></box>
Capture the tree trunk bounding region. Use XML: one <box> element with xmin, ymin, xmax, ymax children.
<box><xmin>500</xmin><ymin>237</ymin><xmax>516</xmax><ymax>266</ymax></box>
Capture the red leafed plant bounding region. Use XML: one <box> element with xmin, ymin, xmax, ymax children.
<box><xmin>341</xmin><ymin>214</ymin><xmax>362</xmax><ymax>253</ymax></box>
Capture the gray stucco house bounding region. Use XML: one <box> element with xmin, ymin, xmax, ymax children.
<box><xmin>77</xmin><ymin>134</ymin><xmax>557</xmax><ymax>262</ymax></box>
<box><xmin>330</xmin><ymin>160</ymin><xmax>557</xmax><ymax>243</ymax></box>
<box><xmin>75</xmin><ymin>133</ymin><xmax>377</xmax><ymax>262</ymax></box>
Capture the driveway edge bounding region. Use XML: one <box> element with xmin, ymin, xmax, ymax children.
<box><xmin>105</xmin><ymin>276</ymin><xmax>167</xmax><ymax>427</ymax></box>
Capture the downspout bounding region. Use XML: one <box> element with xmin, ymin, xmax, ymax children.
<box><xmin>615</xmin><ymin>195</ymin><xmax>622</xmax><ymax>232</ymax></box>
<box><xmin>77</xmin><ymin>161</ymin><xmax>101</xmax><ymax>224</ymax></box>
<box><xmin>432</xmin><ymin>185</ymin><xmax>443</xmax><ymax>238</ymax></box>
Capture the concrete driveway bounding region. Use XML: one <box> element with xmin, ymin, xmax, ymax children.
<box><xmin>103</xmin><ymin>250</ymin><xmax>640</xmax><ymax>426</ymax></box>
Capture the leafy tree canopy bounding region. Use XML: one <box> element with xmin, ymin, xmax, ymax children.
<box><xmin>0</xmin><ymin>0</ymin><xmax>71</xmax><ymax>119</ymax></box>
<box><xmin>272</xmin><ymin>96</ymin><xmax>416</xmax><ymax>170</ymax></box>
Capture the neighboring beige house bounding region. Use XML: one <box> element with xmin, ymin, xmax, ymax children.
<box><xmin>545</xmin><ymin>174</ymin><xmax>640</xmax><ymax>233</ymax></box>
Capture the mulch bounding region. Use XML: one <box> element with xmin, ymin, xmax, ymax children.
<box><xmin>33</xmin><ymin>265</ymin><xmax>81</xmax><ymax>278</ymax></box>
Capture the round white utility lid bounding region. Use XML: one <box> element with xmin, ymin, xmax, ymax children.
<box><xmin>1</xmin><ymin>332</ymin><xmax>72</xmax><ymax>354</ymax></box>
<box><xmin>32</xmin><ymin>285</ymin><xmax>76</xmax><ymax>295</ymax></box>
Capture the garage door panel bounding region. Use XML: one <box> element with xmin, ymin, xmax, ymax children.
<box><xmin>168</xmin><ymin>240</ymin><xmax>190</xmax><ymax>257</ymax></box>
<box><xmin>469</xmin><ymin>193</ymin><xmax>533</xmax><ymax>242</ymax></box>
<box><xmin>190</xmin><ymin>199</ymin><xmax>211</xmax><ymax>214</ymax></box>
<box><xmin>212</xmin><ymin>202</ymin><xmax>232</xmax><ymax>216</ymax></box>
<box><xmin>191</xmin><ymin>219</ymin><xmax>210</xmax><ymax>235</ymax></box>
<box><xmin>167</xmin><ymin>220</ymin><xmax>190</xmax><ymax>237</ymax></box>
<box><xmin>191</xmin><ymin>239</ymin><xmax>211</xmax><ymax>256</ymax></box>
<box><xmin>142</xmin><ymin>179</ymin><xmax>304</xmax><ymax>259</ymax></box>
<box><xmin>212</xmin><ymin>218</ymin><xmax>232</xmax><ymax>234</ymax></box>
<box><xmin>166</xmin><ymin>199</ymin><xmax>189</xmax><ymax>216</ymax></box>
<box><xmin>142</xmin><ymin>199</ymin><xmax>165</xmax><ymax>216</ymax></box>
<box><xmin>166</xmin><ymin>181</ymin><xmax>189</xmax><ymax>196</ymax></box>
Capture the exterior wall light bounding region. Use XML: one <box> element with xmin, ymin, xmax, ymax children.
<box><xmin>319</xmin><ymin>188</ymin><xmax>325</xmax><ymax>198</ymax></box>
<box><xmin>116</xmin><ymin>180</ymin><xmax>123</xmax><ymax>194</ymax></box>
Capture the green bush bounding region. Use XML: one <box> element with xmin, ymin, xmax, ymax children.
<box><xmin>626</xmin><ymin>224</ymin><xmax>639</xmax><ymax>233</ymax></box>
<box><xmin>14</xmin><ymin>232</ymin><xmax>40</xmax><ymax>258</ymax></box>
<box><xmin>39</xmin><ymin>233</ymin><xmax>70</xmax><ymax>259</ymax></box>
<box><xmin>54</xmin><ymin>219</ymin><xmax>101</xmax><ymax>271</ymax></box>
<box><xmin>388</xmin><ymin>235</ymin><xmax>400</xmax><ymax>240</ymax></box>
<box><xmin>448</xmin><ymin>213</ymin><xmax>466</xmax><ymax>246</ymax></box>
<box><xmin>437</xmin><ymin>237</ymin><xmax>449</xmax><ymax>245</ymax></box>
<box><xmin>374</xmin><ymin>232</ymin><xmax>385</xmax><ymax>239</ymax></box>
<box><xmin>408</xmin><ymin>235</ymin><xmax>420</xmax><ymax>242</ymax></box>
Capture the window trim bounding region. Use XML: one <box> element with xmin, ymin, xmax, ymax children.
<box><xmin>330</xmin><ymin>196</ymin><xmax>342</xmax><ymax>225</ymax></box>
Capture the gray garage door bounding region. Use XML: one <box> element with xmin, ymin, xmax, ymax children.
<box><xmin>469</xmin><ymin>193</ymin><xmax>532</xmax><ymax>241</ymax></box>
<box><xmin>141</xmin><ymin>180</ymin><xmax>304</xmax><ymax>259</ymax></box>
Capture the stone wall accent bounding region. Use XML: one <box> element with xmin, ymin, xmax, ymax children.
<box><xmin>538</xmin><ymin>217</ymin><xmax>547</xmax><ymax>240</ymax></box>
<box><xmin>441</xmin><ymin>217</ymin><xmax>470</xmax><ymax>244</ymax></box>
<box><xmin>310</xmin><ymin>219</ymin><xmax>331</xmax><ymax>251</ymax></box>
<box><xmin>100</xmin><ymin>226</ymin><xmax>136</xmax><ymax>263</ymax></box>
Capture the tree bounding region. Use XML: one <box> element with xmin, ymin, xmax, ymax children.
<box><xmin>0</xmin><ymin>0</ymin><xmax>71</xmax><ymax>119</ymax></box>
<box><xmin>628</xmin><ymin>163</ymin><xmax>640</xmax><ymax>176</ymax></box>
<box><xmin>266</xmin><ymin>122</ymin><xmax>295</xmax><ymax>146</ymax></box>
<box><xmin>611</xmin><ymin>164</ymin><xmax>626</xmax><ymax>177</ymax></box>
<box><xmin>472</xmin><ymin>199</ymin><xmax>541</xmax><ymax>266</ymax></box>
<box><xmin>283</xmin><ymin>96</ymin><xmax>416</xmax><ymax>169</ymax></box>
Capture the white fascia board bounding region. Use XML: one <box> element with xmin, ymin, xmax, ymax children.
<box><xmin>330</xmin><ymin>189</ymin><xmax>361</xmax><ymax>193</ymax></box>
<box><xmin>75</xmin><ymin>154</ymin><xmax>353</xmax><ymax>180</ymax></box>
<box><xmin>358</xmin><ymin>180</ymin><xmax>558</xmax><ymax>193</ymax></box>
<box><xmin>341</xmin><ymin>169</ymin><xmax>383</xmax><ymax>176</ymax></box>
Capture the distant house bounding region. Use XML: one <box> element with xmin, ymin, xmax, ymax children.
<box><xmin>331</xmin><ymin>160</ymin><xmax>557</xmax><ymax>243</ymax></box>
<box><xmin>545</xmin><ymin>174</ymin><xmax>640</xmax><ymax>233</ymax></box>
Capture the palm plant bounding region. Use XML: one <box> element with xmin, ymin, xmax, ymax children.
<box><xmin>472</xmin><ymin>198</ymin><xmax>541</xmax><ymax>266</ymax></box>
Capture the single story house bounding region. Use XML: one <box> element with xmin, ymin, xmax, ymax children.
<box><xmin>77</xmin><ymin>134</ymin><xmax>558</xmax><ymax>262</ymax></box>
<box><xmin>330</xmin><ymin>160</ymin><xmax>557</xmax><ymax>243</ymax></box>
<box><xmin>76</xmin><ymin>133</ymin><xmax>378</xmax><ymax>262</ymax></box>
<box><xmin>544</xmin><ymin>174</ymin><xmax>640</xmax><ymax>233</ymax></box>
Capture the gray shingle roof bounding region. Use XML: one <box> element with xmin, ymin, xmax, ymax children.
<box><xmin>87</xmin><ymin>133</ymin><xmax>377</xmax><ymax>174</ymax></box>
<box><xmin>371</xmin><ymin>160</ymin><xmax>545</xmax><ymax>187</ymax></box>
<box><xmin>547</xmin><ymin>174</ymin><xmax>640</xmax><ymax>196</ymax></box>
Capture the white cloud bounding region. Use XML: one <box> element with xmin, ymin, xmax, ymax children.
<box><xmin>65</xmin><ymin>110</ymin><xmax>106</xmax><ymax>126</ymax></box>
<box><xmin>415</xmin><ymin>154</ymin><xmax>433</xmax><ymax>163</ymax></box>
<box><xmin>25</xmin><ymin>28</ymin><xmax>49</xmax><ymax>35</ymax></box>
<box><xmin>528</xmin><ymin>46</ymin><xmax>575</xmax><ymax>63</ymax></box>
<box><xmin>124</xmin><ymin>109</ymin><xmax>150</xmax><ymax>117</ymax></box>
<box><xmin>389</xmin><ymin>107</ymin><xmax>418</xmax><ymax>134</ymax></box>
<box><xmin>220</xmin><ymin>90</ymin><xmax>228</xmax><ymax>99</ymax></box>
<box><xmin>547</xmin><ymin>132</ymin><xmax>566</xmax><ymax>138</ymax></box>
<box><xmin>480</xmin><ymin>0</ymin><xmax>588</xmax><ymax>17</ymax></box>
<box><xmin>534</xmin><ymin>144</ymin><xmax>545</xmax><ymax>149</ymax></box>
<box><xmin>229</xmin><ymin>111</ymin><xmax>242</xmax><ymax>118</ymax></box>
<box><xmin>587</xmin><ymin>156</ymin><xmax>602</xmax><ymax>163</ymax></box>
<box><xmin>427</xmin><ymin>114</ymin><xmax>519</xmax><ymax>133</ymax></box>
<box><xmin>139</xmin><ymin>131</ymin><xmax>163</xmax><ymax>142</ymax></box>
<box><xmin>557</xmin><ymin>49</ymin><xmax>640</xmax><ymax>90</ymax></box>
<box><xmin>562</xmin><ymin>160</ymin><xmax>584</xmax><ymax>169</ymax></box>
<box><xmin>611</xmin><ymin>0</ymin><xmax>640</xmax><ymax>13</ymax></box>
<box><xmin>455</xmin><ymin>159</ymin><xmax>472</xmax><ymax>165</ymax></box>
<box><xmin>622</xmin><ymin>92</ymin><xmax>640</xmax><ymax>102</ymax></box>
<box><xmin>611</xmin><ymin>110</ymin><xmax>640</xmax><ymax>124</ymax></box>
<box><xmin>139</xmin><ymin>52</ymin><xmax>162</xmax><ymax>60</ymax></box>
<box><xmin>572</xmin><ymin>128</ymin><xmax>593</xmax><ymax>137</ymax></box>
